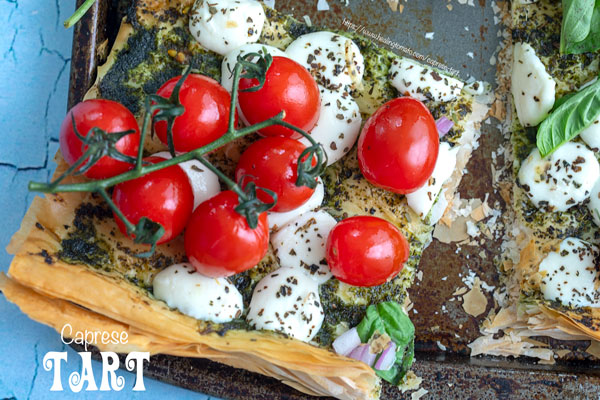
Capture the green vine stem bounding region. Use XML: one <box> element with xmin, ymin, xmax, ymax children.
<box><xmin>63</xmin><ymin>0</ymin><xmax>97</xmax><ymax>29</ymax></box>
<box><xmin>28</xmin><ymin>51</ymin><xmax>327</xmax><ymax>255</ymax></box>
<box><xmin>28</xmin><ymin>111</ymin><xmax>286</xmax><ymax>193</ymax></box>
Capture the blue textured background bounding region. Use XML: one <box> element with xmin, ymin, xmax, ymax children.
<box><xmin>0</xmin><ymin>2</ymin><xmax>215</xmax><ymax>398</ymax></box>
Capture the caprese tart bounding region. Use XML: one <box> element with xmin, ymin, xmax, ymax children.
<box><xmin>1</xmin><ymin>0</ymin><xmax>490</xmax><ymax>398</ymax></box>
<box><xmin>469</xmin><ymin>0</ymin><xmax>600</xmax><ymax>361</ymax></box>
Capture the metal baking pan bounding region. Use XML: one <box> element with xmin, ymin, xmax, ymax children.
<box><xmin>67</xmin><ymin>0</ymin><xmax>600</xmax><ymax>398</ymax></box>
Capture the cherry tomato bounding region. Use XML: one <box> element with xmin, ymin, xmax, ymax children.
<box><xmin>326</xmin><ymin>216</ymin><xmax>409</xmax><ymax>287</ymax></box>
<box><xmin>238</xmin><ymin>56</ymin><xmax>320</xmax><ymax>139</ymax></box>
<box><xmin>185</xmin><ymin>191</ymin><xmax>269</xmax><ymax>278</ymax></box>
<box><xmin>235</xmin><ymin>137</ymin><xmax>315</xmax><ymax>212</ymax></box>
<box><xmin>59</xmin><ymin>99</ymin><xmax>140</xmax><ymax>179</ymax></box>
<box><xmin>357</xmin><ymin>97</ymin><xmax>439</xmax><ymax>194</ymax></box>
<box><xmin>154</xmin><ymin>74</ymin><xmax>234</xmax><ymax>152</ymax></box>
<box><xmin>112</xmin><ymin>156</ymin><xmax>194</xmax><ymax>245</ymax></box>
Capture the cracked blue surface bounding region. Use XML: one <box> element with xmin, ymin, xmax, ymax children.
<box><xmin>0</xmin><ymin>1</ymin><xmax>217</xmax><ymax>399</ymax></box>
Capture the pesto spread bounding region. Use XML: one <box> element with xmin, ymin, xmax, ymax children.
<box><xmin>57</xmin><ymin>3</ymin><xmax>476</xmax><ymax>345</ymax></box>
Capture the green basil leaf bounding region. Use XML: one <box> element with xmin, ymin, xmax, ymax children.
<box><xmin>356</xmin><ymin>302</ymin><xmax>415</xmax><ymax>385</ymax></box>
<box><xmin>561</xmin><ymin>0</ymin><xmax>596</xmax><ymax>53</ymax></box>
<box><xmin>374</xmin><ymin>339</ymin><xmax>415</xmax><ymax>385</ymax></box>
<box><xmin>564</xmin><ymin>0</ymin><xmax>600</xmax><ymax>54</ymax></box>
<box><xmin>375</xmin><ymin>302</ymin><xmax>415</xmax><ymax>346</ymax></box>
<box><xmin>536</xmin><ymin>77</ymin><xmax>600</xmax><ymax>157</ymax></box>
<box><xmin>552</xmin><ymin>92</ymin><xmax>576</xmax><ymax>112</ymax></box>
<box><xmin>356</xmin><ymin>304</ymin><xmax>386</xmax><ymax>343</ymax></box>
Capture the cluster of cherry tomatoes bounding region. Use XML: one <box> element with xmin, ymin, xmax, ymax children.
<box><xmin>59</xmin><ymin>55</ymin><xmax>439</xmax><ymax>287</ymax></box>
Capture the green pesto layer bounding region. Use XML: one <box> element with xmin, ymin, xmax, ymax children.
<box><xmin>58</xmin><ymin>4</ymin><xmax>475</xmax><ymax>345</ymax></box>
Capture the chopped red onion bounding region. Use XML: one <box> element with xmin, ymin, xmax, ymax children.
<box><xmin>436</xmin><ymin>116</ymin><xmax>454</xmax><ymax>137</ymax></box>
<box><xmin>348</xmin><ymin>343</ymin><xmax>367</xmax><ymax>360</ymax></box>
<box><xmin>374</xmin><ymin>341</ymin><xmax>397</xmax><ymax>371</ymax></box>
<box><xmin>363</xmin><ymin>346</ymin><xmax>377</xmax><ymax>367</ymax></box>
<box><xmin>348</xmin><ymin>344</ymin><xmax>377</xmax><ymax>367</ymax></box>
<box><xmin>332</xmin><ymin>327</ymin><xmax>362</xmax><ymax>356</ymax></box>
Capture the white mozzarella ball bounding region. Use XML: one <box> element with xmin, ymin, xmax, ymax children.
<box><xmin>389</xmin><ymin>57</ymin><xmax>464</xmax><ymax>102</ymax></box>
<box><xmin>153</xmin><ymin>152</ymin><xmax>220</xmax><ymax>210</ymax></box>
<box><xmin>153</xmin><ymin>263</ymin><xmax>243</xmax><ymax>323</ymax></box>
<box><xmin>189</xmin><ymin>0</ymin><xmax>265</xmax><ymax>55</ymax></box>
<box><xmin>246</xmin><ymin>267</ymin><xmax>324</xmax><ymax>342</ymax></box>
<box><xmin>511</xmin><ymin>42</ymin><xmax>556</xmax><ymax>127</ymax></box>
<box><xmin>285</xmin><ymin>31</ymin><xmax>364</xmax><ymax>90</ymax></box>
<box><xmin>587</xmin><ymin>179</ymin><xmax>600</xmax><ymax>228</ymax></box>
<box><xmin>221</xmin><ymin>44</ymin><xmax>287</xmax><ymax>92</ymax></box>
<box><xmin>406</xmin><ymin>142</ymin><xmax>458</xmax><ymax>219</ymax></box>
<box><xmin>271</xmin><ymin>210</ymin><xmax>336</xmax><ymax>284</ymax></box>
<box><xmin>268</xmin><ymin>178</ymin><xmax>324</xmax><ymax>231</ymax></box>
<box><xmin>539</xmin><ymin>238</ymin><xmax>600</xmax><ymax>308</ymax></box>
<box><xmin>299</xmin><ymin>86</ymin><xmax>361</xmax><ymax>166</ymax></box>
<box><xmin>579</xmin><ymin>116</ymin><xmax>600</xmax><ymax>152</ymax></box>
<box><xmin>518</xmin><ymin>143</ymin><xmax>599</xmax><ymax>212</ymax></box>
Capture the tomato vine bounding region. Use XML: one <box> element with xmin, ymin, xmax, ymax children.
<box><xmin>28</xmin><ymin>50</ymin><xmax>327</xmax><ymax>257</ymax></box>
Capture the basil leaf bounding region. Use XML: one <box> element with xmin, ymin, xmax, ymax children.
<box><xmin>561</xmin><ymin>0</ymin><xmax>595</xmax><ymax>53</ymax></box>
<box><xmin>356</xmin><ymin>301</ymin><xmax>415</xmax><ymax>385</ymax></box>
<box><xmin>552</xmin><ymin>92</ymin><xmax>576</xmax><ymax>112</ymax></box>
<box><xmin>375</xmin><ymin>339</ymin><xmax>415</xmax><ymax>385</ymax></box>
<box><xmin>536</xmin><ymin>77</ymin><xmax>600</xmax><ymax>157</ymax></box>
<box><xmin>356</xmin><ymin>304</ymin><xmax>386</xmax><ymax>343</ymax></box>
<box><xmin>565</xmin><ymin>0</ymin><xmax>600</xmax><ymax>54</ymax></box>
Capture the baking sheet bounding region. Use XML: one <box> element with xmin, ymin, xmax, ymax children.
<box><xmin>66</xmin><ymin>0</ymin><xmax>600</xmax><ymax>398</ymax></box>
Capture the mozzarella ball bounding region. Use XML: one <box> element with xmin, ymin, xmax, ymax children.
<box><xmin>579</xmin><ymin>117</ymin><xmax>600</xmax><ymax>152</ymax></box>
<box><xmin>153</xmin><ymin>263</ymin><xmax>243</xmax><ymax>323</ymax></box>
<box><xmin>518</xmin><ymin>143</ymin><xmax>599</xmax><ymax>212</ymax></box>
<box><xmin>539</xmin><ymin>238</ymin><xmax>600</xmax><ymax>308</ymax></box>
<box><xmin>271</xmin><ymin>210</ymin><xmax>336</xmax><ymax>284</ymax></box>
<box><xmin>389</xmin><ymin>57</ymin><xmax>463</xmax><ymax>102</ymax></box>
<box><xmin>511</xmin><ymin>42</ymin><xmax>556</xmax><ymax>127</ymax></box>
<box><xmin>587</xmin><ymin>179</ymin><xmax>600</xmax><ymax>228</ymax></box>
<box><xmin>268</xmin><ymin>177</ymin><xmax>325</xmax><ymax>231</ymax></box>
<box><xmin>299</xmin><ymin>86</ymin><xmax>361</xmax><ymax>166</ymax></box>
<box><xmin>285</xmin><ymin>31</ymin><xmax>364</xmax><ymax>90</ymax></box>
<box><xmin>406</xmin><ymin>142</ymin><xmax>458</xmax><ymax>219</ymax></box>
<box><xmin>247</xmin><ymin>267</ymin><xmax>324</xmax><ymax>342</ymax></box>
<box><xmin>153</xmin><ymin>152</ymin><xmax>220</xmax><ymax>210</ymax></box>
<box><xmin>189</xmin><ymin>0</ymin><xmax>265</xmax><ymax>55</ymax></box>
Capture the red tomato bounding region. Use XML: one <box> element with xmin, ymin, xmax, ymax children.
<box><xmin>59</xmin><ymin>99</ymin><xmax>140</xmax><ymax>179</ymax></box>
<box><xmin>154</xmin><ymin>74</ymin><xmax>234</xmax><ymax>152</ymax></box>
<box><xmin>238</xmin><ymin>56</ymin><xmax>320</xmax><ymax>139</ymax></box>
<box><xmin>185</xmin><ymin>191</ymin><xmax>269</xmax><ymax>278</ymax></box>
<box><xmin>112</xmin><ymin>156</ymin><xmax>194</xmax><ymax>245</ymax></box>
<box><xmin>357</xmin><ymin>97</ymin><xmax>439</xmax><ymax>194</ymax></box>
<box><xmin>235</xmin><ymin>137</ymin><xmax>315</xmax><ymax>212</ymax></box>
<box><xmin>326</xmin><ymin>216</ymin><xmax>409</xmax><ymax>287</ymax></box>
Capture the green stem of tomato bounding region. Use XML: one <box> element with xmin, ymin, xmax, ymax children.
<box><xmin>28</xmin><ymin>113</ymin><xmax>284</xmax><ymax>194</ymax></box>
<box><xmin>136</xmin><ymin>101</ymin><xmax>153</xmax><ymax>174</ymax></box>
<box><xmin>26</xmin><ymin>51</ymin><xmax>325</xmax><ymax>257</ymax></box>
<box><xmin>47</xmin><ymin>145</ymin><xmax>96</xmax><ymax>189</ymax></box>
<box><xmin>97</xmin><ymin>188</ymin><xmax>136</xmax><ymax>233</ymax></box>
<box><xmin>194</xmin><ymin>157</ymin><xmax>248</xmax><ymax>201</ymax></box>
<box><xmin>63</xmin><ymin>0</ymin><xmax>97</xmax><ymax>29</ymax></box>
<box><xmin>272</xmin><ymin>119</ymin><xmax>327</xmax><ymax>185</ymax></box>
<box><xmin>228</xmin><ymin>63</ymin><xmax>244</xmax><ymax>133</ymax></box>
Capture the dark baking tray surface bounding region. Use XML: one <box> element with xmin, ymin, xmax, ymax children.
<box><xmin>67</xmin><ymin>0</ymin><xmax>600</xmax><ymax>398</ymax></box>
